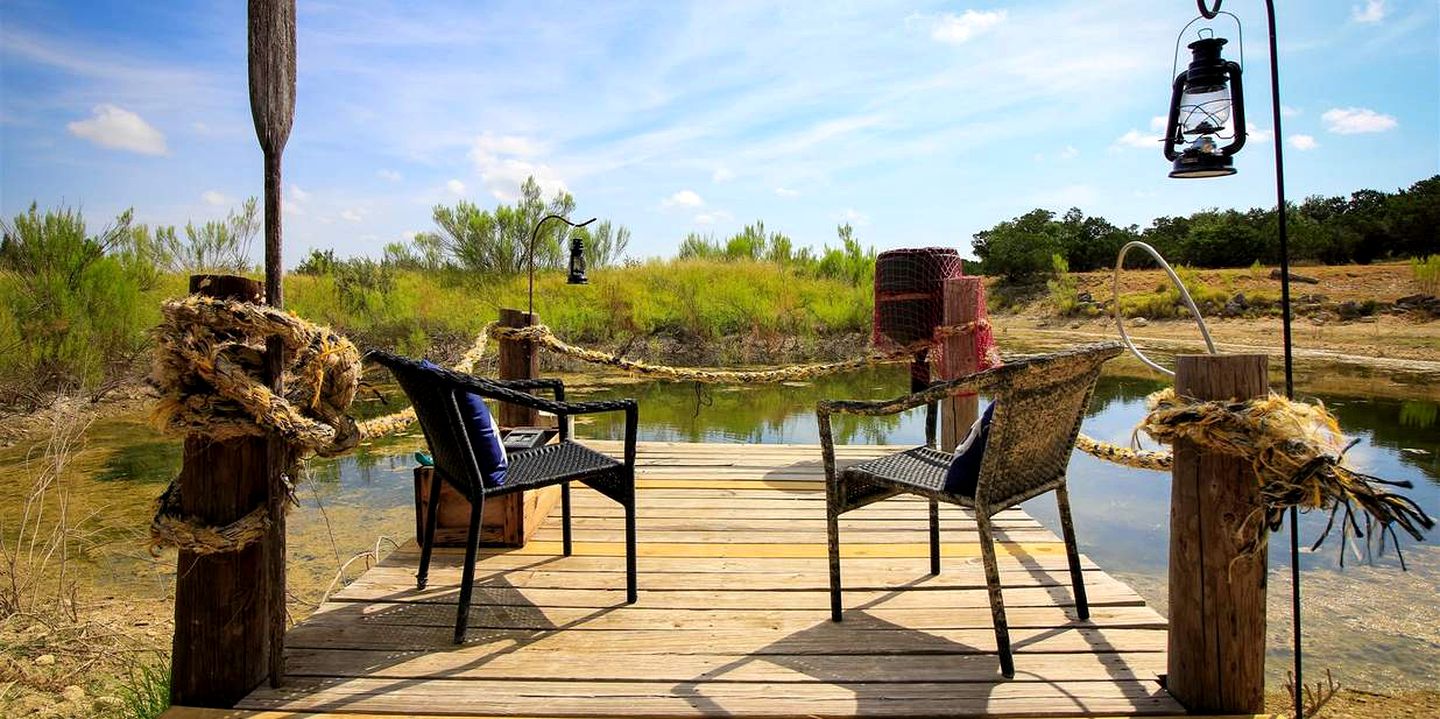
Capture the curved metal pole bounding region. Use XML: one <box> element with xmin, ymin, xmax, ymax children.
<box><xmin>527</xmin><ymin>214</ymin><xmax>596</xmax><ymax>317</ymax></box>
<box><xmin>1198</xmin><ymin>3</ymin><xmax>1301</xmax><ymax>716</ymax></box>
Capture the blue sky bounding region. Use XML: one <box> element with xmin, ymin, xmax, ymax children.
<box><xmin>2</xmin><ymin>0</ymin><xmax>1435</xmax><ymax>264</ymax></box>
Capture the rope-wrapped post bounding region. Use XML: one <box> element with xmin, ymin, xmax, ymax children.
<box><xmin>485</xmin><ymin>308</ymin><xmax>562</xmax><ymax>546</ymax></box>
<box><xmin>170</xmin><ymin>275</ymin><xmax>274</xmax><ymax>708</ymax></box>
<box><xmin>1167</xmin><ymin>354</ymin><xmax>1268</xmax><ymax>714</ymax></box>
<box><xmin>938</xmin><ymin>277</ymin><xmax>984</xmax><ymax>451</ymax></box>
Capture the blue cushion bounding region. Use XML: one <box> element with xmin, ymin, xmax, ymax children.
<box><xmin>420</xmin><ymin>360</ymin><xmax>507</xmax><ymax>487</ymax></box>
<box><xmin>943</xmin><ymin>402</ymin><xmax>995</xmax><ymax>496</ymax></box>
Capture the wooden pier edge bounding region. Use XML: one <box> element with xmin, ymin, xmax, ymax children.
<box><xmin>1167</xmin><ymin>354</ymin><xmax>1269</xmax><ymax>714</ymax></box>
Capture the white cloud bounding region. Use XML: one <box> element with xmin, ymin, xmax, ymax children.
<box><xmin>340</xmin><ymin>208</ymin><xmax>365</xmax><ymax>222</ymax></box>
<box><xmin>663</xmin><ymin>189</ymin><xmax>704</xmax><ymax>208</ymax></box>
<box><xmin>1058</xmin><ymin>145</ymin><xmax>1079</xmax><ymax>160</ymax></box>
<box><xmin>694</xmin><ymin>210</ymin><xmax>733</xmax><ymax>225</ymax></box>
<box><xmin>923</xmin><ymin>10</ymin><xmax>1007</xmax><ymax>45</ymax></box>
<box><xmin>1351</xmin><ymin>0</ymin><xmax>1386</xmax><ymax>23</ymax></box>
<box><xmin>289</xmin><ymin>184</ymin><xmax>310</xmax><ymax>202</ymax></box>
<box><xmin>839</xmin><ymin>208</ymin><xmax>869</xmax><ymax>226</ymax></box>
<box><xmin>201</xmin><ymin>190</ymin><xmax>228</xmax><ymax>206</ymax></box>
<box><xmin>1113</xmin><ymin>129</ymin><xmax>1159</xmax><ymax>150</ymax></box>
<box><xmin>1281</xmin><ymin>105</ymin><xmax>1302</xmax><ymax>118</ymax></box>
<box><xmin>446</xmin><ymin>178</ymin><xmax>467</xmax><ymax>195</ymax></box>
<box><xmin>469</xmin><ymin>132</ymin><xmax>565</xmax><ymax>201</ymax></box>
<box><xmin>1246</xmin><ymin>122</ymin><xmax>1272</xmax><ymax>143</ymax></box>
<box><xmin>1322</xmin><ymin>107</ymin><xmax>1398</xmax><ymax>134</ymax></box>
<box><xmin>66</xmin><ymin>104</ymin><xmax>167</xmax><ymax>155</ymax></box>
<box><xmin>774</xmin><ymin>187</ymin><xmax>799</xmax><ymax>198</ymax></box>
<box><xmin>711</xmin><ymin>167</ymin><xmax>734</xmax><ymax>183</ymax></box>
<box><xmin>377</xmin><ymin>169</ymin><xmax>402</xmax><ymax>181</ymax></box>
<box><xmin>1288</xmin><ymin>134</ymin><xmax>1318</xmax><ymax>151</ymax></box>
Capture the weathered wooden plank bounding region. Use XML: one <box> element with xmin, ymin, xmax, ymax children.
<box><xmin>305</xmin><ymin>600</ymin><xmax>1163</xmax><ymax>632</ymax></box>
<box><xmin>373</xmin><ymin>550</ymin><xmax>1102</xmax><ymax>575</ymax></box>
<box><xmin>283</xmin><ymin>646</ymin><xmax>1166</xmax><ymax>683</ymax></box>
<box><xmin>169</xmin><ymin>708</ymin><xmax>1263</xmax><ymax>719</ymax></box>
<box><xmin>406</xmin><ymin>540</ymin><xmax>1071</xmax><ymax>560</ymax></box>
<box><xmin>342</xmin><ymin>565</ymin><xmax>1111</xmax><ymax>593</ymax></box>
<box><xmin>237</xmin><ymin>677</ymin><xmax>1183</xmax><ymax>717</ymax></box>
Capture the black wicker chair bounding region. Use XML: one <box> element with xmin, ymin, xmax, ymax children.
<box><xmin>817</xmin><ymin>342</ymin><xmax>1122</xmax><ymax>678</ymax></box>
<box><xmin>367</xmin><ymin>350</ymin><xmax>638</xmax><ymax>644</ymax></box>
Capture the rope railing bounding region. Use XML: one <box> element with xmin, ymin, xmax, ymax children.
<box><xmin>148</xmin><ymin>297</ymin><xmax>1430</xmax><ymax>560</ymax></box>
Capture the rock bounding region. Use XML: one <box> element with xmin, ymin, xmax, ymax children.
<box><xmin>1270</xmin><ymin>268</ymin><xmax>1320</xmax><ymax>284</ymax></box>
<box><xmin>1401</xmin><ymin>448</ymin><xmax>1431</xmax><ymax>457</ymax></box>
<box><xmin>1076</xmin><ymin>291</ymin><xmax>1093</xmax><ymax>303</ymax></box>
<box><xmin>1069</xmin><ymin>321</ymin><xmax>1081</xmax><ymax>329</ymax></box>
<box><xmin>34</xmin><ymin>654</ymin><xmax>55</xmax><ymax>666</ymax></box>
<box><xmin>62</xmin><ymin>685</ymin><xmax>85</xmax><ymax>703</ymax></box>
<box><xmin>1337</xmin><ymin>301</ymin><xmax>1362</xmax><ymax>319</ymax></box>
<box><xmin>1132</xmin><ymin>317</ymin><xmax>1148</xmax><ymax>327</ymax></box>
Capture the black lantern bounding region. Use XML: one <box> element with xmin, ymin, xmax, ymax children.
<box><xmin>1164</xmin><ymin>35</ymin><xmax>1246</xmax><ymax>178</ymax></box>
<box><xmin>567</xmin><ymin>236</ymin><xmax>588</xmax><ymax>285</ymax></box>
<box><xmin>526</xmin><ymin>215</ymin><xmax>596</xmax><ymax>316</ymax></box>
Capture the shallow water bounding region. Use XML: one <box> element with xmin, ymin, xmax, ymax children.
<box><xmin>2</xmin><ymin>364</ymin><xmax>1435</xmax><ymax>691</ymax></box>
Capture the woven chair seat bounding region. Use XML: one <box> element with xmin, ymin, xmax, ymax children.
<box><xmin>843</xmin><ymin>446</ymin><xmax>966</xmax><ymax>497</ymax></box>
<box><xmin>499</xmin><ymin>440</ymin><xmax>625</xmax><ymax>498</ymax></box>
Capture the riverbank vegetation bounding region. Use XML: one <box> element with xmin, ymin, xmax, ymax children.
<box><xmin>3</xmin><ymin>175</ymin><xmax>1437</xmax><ymax>409</ymax></box>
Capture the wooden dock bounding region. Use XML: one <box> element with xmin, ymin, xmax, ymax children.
<box><xmin>170</xmin><ymin>442</ymin><xmax>1204</xmax><ymax>718</ymax></box>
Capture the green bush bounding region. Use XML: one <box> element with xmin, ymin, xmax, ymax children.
<box><xmin>1046</xmin><ymin>254</ymin><xmax>1078</xmax><ymax>315</ymax></box>
<box><xmin>0</xmin><ymin>205</ymin><xmax>158</xmax><ymax>400</ymax></box>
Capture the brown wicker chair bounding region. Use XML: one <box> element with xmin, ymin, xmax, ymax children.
<box><xmin>817</xmin><ymin>342</ymin><xmax>1123</xmax><ymax>678</ymax></box>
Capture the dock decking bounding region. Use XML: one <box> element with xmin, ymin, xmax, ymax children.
<box><xmin>200</xmin><ymin>442</ymin><xmax>1190</xmax><ymax>717</ymax></box>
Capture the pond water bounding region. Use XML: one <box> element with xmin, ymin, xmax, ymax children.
<box><xmin>6</xmin><ymin>363</ymin><xmax>1436</xmax><ymax>691</ymax></box>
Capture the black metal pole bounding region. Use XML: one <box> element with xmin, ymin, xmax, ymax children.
<box><xmin>1258</xmin><ymin>4</ymin><xmax>1304</xmax><ymax>716</ymax></box>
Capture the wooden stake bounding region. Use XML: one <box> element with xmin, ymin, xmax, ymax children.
<box><xmin>497</xmin><ymin>308</ymin><xmax>540</xmax><ymax>428</ymax></box>
<box><xmin>939</xmin><ymin>277</ymin><xmax>984</xmax><ymax>451</ymax></box>
<box><xmin>170</xmin><ymin>275</ymin><xmax>270</xmax><ymax>708</ymax></box>
<box><xmin>1167</xmin><ymin>354</ymin><xmax>1268</xmax><ymax>714</ymax></box>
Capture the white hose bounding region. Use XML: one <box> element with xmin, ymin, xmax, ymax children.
<box><xmin>1113</xmin><ymin>241</ymin><xmax>1217</xmax><ymax>377</ymax></box>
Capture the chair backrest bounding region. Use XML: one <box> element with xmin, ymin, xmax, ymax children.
<box><xmin>972</xmin><ymin>343</ymin><xmax>1121</xmax><ymax>510</ymax></box>
<box><xmin>367</xmin><ymin>350</ymin><xmax>487</xmax><ymax>497</ymax></box>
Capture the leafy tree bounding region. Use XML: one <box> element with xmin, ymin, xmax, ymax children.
<box><xmin>162</xmin><ymin>197</ymin><xmax>260</xmax><ymax>274</ymax></box>
<box><xmin>972</xmin><ymin>209</ymin><xmax>1063</xmax><ymax>283</ymax></box>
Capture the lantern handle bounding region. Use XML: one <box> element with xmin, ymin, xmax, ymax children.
<box><xmin>1170</xmin><ymin>11</ymin><xmax>1245</xmax><ymax>83</ymax></box>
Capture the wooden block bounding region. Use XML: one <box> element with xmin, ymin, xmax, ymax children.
<box><xmin>413</xmin><ymin>467</ymin><xmax>561</xmax><ymax>547</ymax></box>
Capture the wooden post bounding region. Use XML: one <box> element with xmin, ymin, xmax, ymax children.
<box><xmin>1167</xmin><ymin>354</ymin><xmax>1269</xmax><ymax>714</ymax></box>
<box><xmin>170</xmin><ymin>275</ymin><xmax>270</xmax><ymax>708</ymax></box>
<box><xmin>939</xmin><ymin>277</ymin><xmax>984</xmax><ymax>451</ymax></box>
<box><xmin>485</xmin><ymin>308</ymin><xmax>561</xmax><ymax>546</ymax></box>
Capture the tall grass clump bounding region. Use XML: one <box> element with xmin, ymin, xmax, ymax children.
<box><xmin>1412</xmin><ymin>254</ymin><xmax>1440</xmax><ymax>295</ymax></box>
<box><xmin>1046</xmin><ymin>254</ymin><xmax>1079</xmax><ymax>315</ymax></box>
<box><xmin>108</xmin><ymin>656</ymin><xmax>170</xmax><ymax>719</ymax></box>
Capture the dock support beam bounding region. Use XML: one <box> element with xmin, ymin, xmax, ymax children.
<box><xmin>1167</xmin><ymin>353</ymin><xmax>1268</xmax><ymax>714</ymax></box>
<box><xmin>170</xmin><ymin>275</ymin><xmax>272</xmax><ymax>708</ymax></box>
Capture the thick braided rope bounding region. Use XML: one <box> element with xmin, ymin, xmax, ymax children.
<box><xmin>150</xmin><ymin>296</ymin><xmax>362</xmax><ymax>554</ymax></box>
<box><xmin>1134</xmin><ymin>388</ymin><xmax>1432</xmax><ymax>553</ymax></box>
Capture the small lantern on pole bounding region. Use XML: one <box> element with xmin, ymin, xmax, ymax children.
<box><xmin>567</xmin><ymin>235</ymin><xmax>589</xmax><ymax>285</ymax></box>
<box><xmin>1163</xmin><ymin>19</ymin><xmax>1246</xmax><ymax>178</ymax></box>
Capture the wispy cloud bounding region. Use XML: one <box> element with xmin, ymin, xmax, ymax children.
<box><xmin>1351</xmin><ymin>0</ymin><xmax>1387</xmax><ymax>23</ymax></box>
<box><xmin>711</xmin><ymin>167</ymin><xmax>734</xmax><ymax>183</ymax></box>
<box><xmin>916</xmin><ymin>10</ymin><xmax>1008</xmax><ymax>45</ymax></box>
<box><xmin>446</xmin><ymin>179</ymin><xmax>466</xmax><ymax>196</ymax></box>
<box><xmin>377</xmin><ymin>169</ymin><xmax>401</xmax><ymax>182</ymax></box>
<box><xmin>774</xmin><ymin>187</ymin><xmax>799</xmax><ymax>198</ymax></box>
<box><xmin>66</xmin><ymin>104</ymin><xmax>166</xmax><ymax>155</ymax></box>
<box><xmin>663</xmin><ymin>190</ymin><xmax>704</xmax><ymax>208</ymax></box>
<box><xmin>1322</xmin><ymin>107</ymin><xmax>1397</xmax><ymax>134</ymax></box>
<box><xmin>1288</xmin><ymin>135</ymin><xmax>1318</xmax><ymax>151</ymax></box>
<box><xmin>201</xmin><ymin>190</ymin><xmax>228</xmax><ymax>206</ymax></box>
<box><xmin>469</xmin><ymin>133</ymin><xmax>564</xmax><ymax>201</ymax></box>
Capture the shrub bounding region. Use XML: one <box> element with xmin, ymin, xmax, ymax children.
<box><xmin>1046</xmin><ymin>254</ymin><xmax>1079</xmax><ymax>315</ymax></box>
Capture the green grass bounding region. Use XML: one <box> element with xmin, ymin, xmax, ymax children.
<box><xmin>107</xmin><ymin>656</ymin><xmax>169</xmax><ymax>719</ymax></box>
<box><xmin>1413</xmin><ymin>254</ymin><xmax>1440</xmax><ymax>295</ymax></box>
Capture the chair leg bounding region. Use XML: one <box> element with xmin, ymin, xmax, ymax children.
<box><xmin>1056</xmin><ymin>485</ymin><xmax>1089</xmax><ymax>621</ymax></box>
<box><xmin>453</xmin><ymin>494</ymin><xmax>484</xmax><ymax>644</ymax></box>
<box><xmin>562</xmin><ymin>481</ymin><xmax>573</xmax><ymax>557</ymax></box>
<box><xmin>623</xmin><ymin>486</ymin><xmax>637</xmax><ymax>604</ymax></box>
<box><xmin>416</xmin><ymin>470</ymin><xmax>444</xmax><ymax>590</ymax></box>
<box><xmin>827</xmin><ymin>504</ymin><xmax>843</xmax><ymax>622</ymax></box>
<box><xmin>928</xmin><ymin>499</ymin><xmax>941</xmax><ymax>576</ymax></box>
<box><xmin>977</xmin><ymin>514</ymin><xmax>1015</xmax><ymax>679</ymax></box>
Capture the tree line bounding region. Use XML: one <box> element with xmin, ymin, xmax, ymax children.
<box><xmin>971</xmin><ymin>175</ymin><xmax>1439</xmax><ymax>283</ymax></box>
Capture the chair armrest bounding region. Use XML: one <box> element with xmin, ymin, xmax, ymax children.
<box><xmin>486</xmin><ymin>377</ymin><xmax>565</xmax><ymax>401</ymax></box>
<box><xmin>817</xmin><ymin>367</ymin><xmax>1001</xmax><ymax>419</ymax></box>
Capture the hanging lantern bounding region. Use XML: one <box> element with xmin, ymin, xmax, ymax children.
<box><xmin>567</xmin><ymin>236</ymin><xmax>589</xmax><ymax>285</ymax></box>
<box><xmin>1164</xmin><ymin>32</ymin><xmax>1246</xmax><ymax>178</ymax></box>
